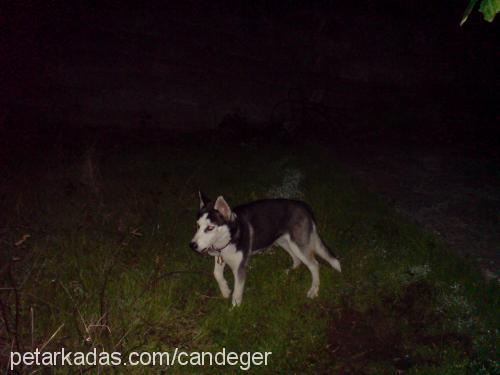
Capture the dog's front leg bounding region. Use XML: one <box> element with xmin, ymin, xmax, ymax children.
<box><xmin>231</xmin><ymin>266</ymin><xmax>246</xmax><ymax>307</ymax></box>
<box><xmin>223</xmin><ymin>249</ymin><xmax>246</xmax><ymax>306</ymax></box>
<box><xmin>213</xmin><ymin>258</ymin><xmax>231</xmax><ymax>298</ymax></box>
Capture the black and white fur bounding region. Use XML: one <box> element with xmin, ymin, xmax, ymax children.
<box><xmin>190</xmin><ymin>191</ymin><xmax>341</xmax><ymax>306</ymax></box>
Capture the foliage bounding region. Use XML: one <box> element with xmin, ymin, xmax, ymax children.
<box><xmin>461</xmin><ymin>0</ymin><xmax>499</xmax><ymax>25</ymax></box>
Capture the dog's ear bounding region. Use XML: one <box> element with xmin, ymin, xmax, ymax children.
<box><xmin>198</xmin><ymin>190</ymin><xmax>211</xmax><ymax>209</ymax></box>
<box><xmin>214</xmin><ymin>196</ymin><xmax>232</xmax><ymax>220</ymax></box>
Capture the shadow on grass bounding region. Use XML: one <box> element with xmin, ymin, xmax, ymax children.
<box><xmin>329</xmin><ymin>281</ymin><xmax>475</xmax><ymax>373</ymax></box>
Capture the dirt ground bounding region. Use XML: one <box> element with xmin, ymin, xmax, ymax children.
<box><xmin>333</xmin><ymin>141</ymin><xmax>499</xmax><ymax>281</ymax></box>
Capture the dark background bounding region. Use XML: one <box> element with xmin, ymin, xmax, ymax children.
<box><xmin>2</xmin><ymin>1</ymin><xmax>497</xmax><ymax>149</ymax></box>
<box><xmin>1</xmin><ymin>1</ymin><xmax>498</xmax><ymax>273</ymax></box>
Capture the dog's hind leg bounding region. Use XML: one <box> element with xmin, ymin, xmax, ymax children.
<box><xmin>311</xmin><ymin>227</ymin><xmax>341</xmax><ymax>272</ymax></box>
<box><xmin>214</xmin><ymin>258</ymin><xmax>231</xmax><ymax>298</ymax></box>
<box><xmin>283</xmin><ymin>234</ymin><xmax>320</xmax><ymax>298</ymax></box>
<box><xmin>275</xmin><ymin>236</ymin><xmax>302</xmax><ymax>271</ymax></box>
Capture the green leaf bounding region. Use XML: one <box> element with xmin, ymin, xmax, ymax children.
<box><xmin>479</xmin><ymin>0</ymin><xmax>500</xmax><ymax>22</ymax></box>
<box><xmin>461</xmin><ymin>0</ymin><xmax>479</xmax><ymax>26</ymax></box>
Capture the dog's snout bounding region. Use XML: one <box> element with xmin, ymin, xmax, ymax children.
<box><xmin>189</xmin><ymin>241</ymin><xmax>198</xmax><ymax>251</ymax></box>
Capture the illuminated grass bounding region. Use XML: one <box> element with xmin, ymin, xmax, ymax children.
<box><xmin>1</xmin><ymin>140</ymin><xmax>498</xmax><ymax>373</ymax></box>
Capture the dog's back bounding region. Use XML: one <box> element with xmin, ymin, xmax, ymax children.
<box><xmin>234</xmin><ymin>199</ymin><xmax>315</xmax><ymax>251</ymax></box>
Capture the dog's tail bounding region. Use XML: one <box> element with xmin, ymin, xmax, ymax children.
<box><xmin>313</xmin><ymin>229</ymin><xmax>341</xmax><ymax>272</ymax></box>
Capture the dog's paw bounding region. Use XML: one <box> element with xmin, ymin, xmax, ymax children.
<box><xmin>232</xmin><ymin>296</ymin><xmax>242</xmax><ymax>307</ymax></box>
<box><xmin>307</xmin><ymin>285</ymin><xmax>319</xmax><ymax>299</ymax></box>
<box><xmin>331</xmin><ymin>259</ymin><xmax>342</xmax><ymax>273</ymax></box>
<box><xmin>221</xmin><ymin>288</ymin><xmax>231</xmax><ymax>299</ymax></box>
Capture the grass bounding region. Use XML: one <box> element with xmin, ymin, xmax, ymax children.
<box><xmin>1</xmin><ymin>137</ymin><xmax>498</xmax><ymax>373</ymax></box>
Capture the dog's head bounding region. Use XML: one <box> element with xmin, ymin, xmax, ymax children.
<box><xmin>189</xmin><ymin>191</ymin><xmax>234</xmax><ymax>255</ymax></box>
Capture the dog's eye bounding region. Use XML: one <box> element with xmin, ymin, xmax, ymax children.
<box><xmin>206</xmin><ymin>225</ymin><xmax>215</xmax><ymax>232</ymax></box>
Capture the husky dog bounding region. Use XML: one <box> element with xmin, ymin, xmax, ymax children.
<box><xmin>190</xmin><ymin>192</ymin><xmax>341</xmax><ymax>306</ymax></box>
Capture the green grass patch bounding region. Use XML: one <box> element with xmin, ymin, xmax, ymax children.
<box><xmin>1</xmin><ymin>140</ymin><xmax>498</xmax><ymax>373</ymax></box>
